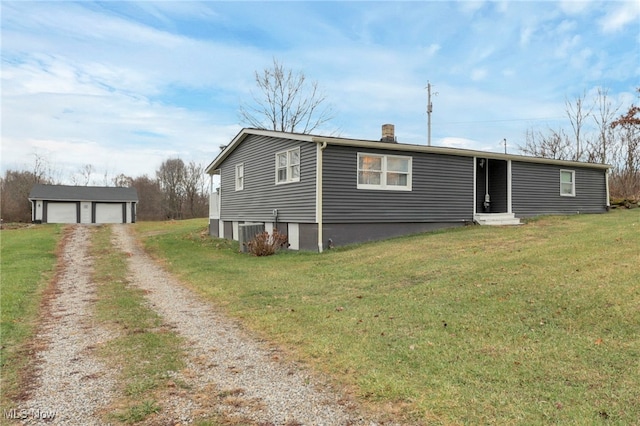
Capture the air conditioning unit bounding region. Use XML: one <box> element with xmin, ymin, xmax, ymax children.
<box><xmin>238</xmin><ymin>223</ymin><xmax>265</xmax><ymax>252</ymax></box>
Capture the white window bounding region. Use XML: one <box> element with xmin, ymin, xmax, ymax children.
<box><xmin>357</xmin><ymin>153</ymin><xmax>412</xmax><ymax>191</ymax></box>
<box><xmin>235</xmin><ymin>163</ymin><xmax>244</xmax><ymax>191</ymax></box>
<box><xmin>276</xmin><ymin>147</ymin><xmax>300</xmax><ymax>184</ymax></box>
<box><xmin>560</xmin><ymin>170</ymin><xmax>575</xmax><ymax>196</ymax></box>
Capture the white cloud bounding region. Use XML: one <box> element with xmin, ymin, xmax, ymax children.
<box><xmin>439</xmin><ymin>137</ymin><xmax>479</xmax><ymax>150</ymax></box>
<box><xmin>471</xmin><ymin>68</ymin><xmax>488</xmax><ymax>81</ymax></box>
<box><xmin>520</xmin><ymin>25</ymin><xmax>535</xmax><ymax>46</ymax></box>
<box><xmin>599</xmin><ymin>1</ymin><xmax>640</xmax><ymax>32</ymax></box>
<box><xmin>422</xmin><ymin>43</ymin><xmax>441</xmax><ymax>56</ymax></box>
<box><xmin>555</xmin><ymin>34</ymin><xmax>581</xmax><ymax>58</ymax></box>
<box><xmin>1</xmin><ymin>56</ymin><xmax>237</xmax><ymax>183</ymax></box>
<box><xmin>457</xmin><ymin>1</ymin><xmax>486</xmax><ymax>15</ymax></box>
<box><xmin>559</xmin><ymin>1</ymin><xmax>592</xmax><ymax>15</ymax></box>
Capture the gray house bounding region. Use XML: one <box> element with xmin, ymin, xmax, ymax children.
<box><xmin>29</xmin><ymin>184</ymin><xmax>138</xmax><ymax>224</ymax></box>
<box><xmin>205</xmin><ymin>127</ymin><xmax>610</xmax><ymax>252</ymax></box>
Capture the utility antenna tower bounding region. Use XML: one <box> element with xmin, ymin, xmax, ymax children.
<box><xmin>426</xmin><ymin>82</ymin><xmax>437</xmax><ymax>146</ymax></box>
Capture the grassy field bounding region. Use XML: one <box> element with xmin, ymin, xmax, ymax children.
<box><xmin>0</xmin><ymin>224</ymin><xmax>63</xmax><ymax>408</ymax></box>
<box><xmin>136</xmin><ymin>210</ymin><xmax>640</xmax><ymax>425</ymax></box>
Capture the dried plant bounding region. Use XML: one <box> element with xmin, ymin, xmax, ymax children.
<box><xmin>245</xmin><ymin>229</ymin><xmax>289</xmax><ymax>256</ymax></box>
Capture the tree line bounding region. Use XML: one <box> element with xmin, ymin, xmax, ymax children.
<box><xmin>520</xmin><ymin>88</ymin><xmax>640</xmax><ymax>200</ymax></box>
<box><xmin>0</xmin><ymin>157</ymin><xmax>209</xmax><ymax>223</ymax></box>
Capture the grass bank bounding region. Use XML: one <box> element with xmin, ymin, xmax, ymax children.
<box><xmin>0</xmin><ymin>224</ymin><xmax>63</xmax><ymax>409</ymax></box>
<box><xmin>139</xmin><ymin>210</ymin><xmax>639</xmax><ymax>424</ymax></box>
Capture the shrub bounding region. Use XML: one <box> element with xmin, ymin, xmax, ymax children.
<box><xmin>245</xmin><ymin>229</ymin><xmax>288</xmax><ymax>256</ymax></box>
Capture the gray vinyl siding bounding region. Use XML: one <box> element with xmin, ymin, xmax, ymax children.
<box><xmin>512</xmin><ymin>161</ymin><xmax>608</xmax><ymax>217</ymax></box>
<box><xmin>322</xmin><ymin>145</ymin><xmax>474</xmax><ymax>223</ymax></box>
<box><xmin>219</xmin><ymin>135</ymin><xmax>316</xmax><ymax>223</ymax></box>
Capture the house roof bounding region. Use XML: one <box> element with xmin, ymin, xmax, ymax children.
<box><xmin>29</xmin><ymin>184</ymin><xmax>139</xmax><ymax>202</ymax></box>
<box><xmin>205</xmin><ymin>128</ymin><xmax>611</xmax><ymax>175</ymax></box>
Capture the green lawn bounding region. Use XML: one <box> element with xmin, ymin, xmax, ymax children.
<box><xmin>136</xmin><ymin>210</ymin><xmax>640</xmax><ymax>425</ymax></box>
<box><xmin>0</xmin><ymin>224</ymin><xmax>63</xmax><ymax>406</ymax></box>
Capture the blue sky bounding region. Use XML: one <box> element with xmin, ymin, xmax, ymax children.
<box><xmin>2</xmin><ymin>1</ymin><xmax>639</xmax><ymax>184</ymax></box>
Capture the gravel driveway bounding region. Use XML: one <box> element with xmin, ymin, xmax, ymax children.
<box><xmin>16</xmin><ymin>225</ymin><xmax>384</xmax><ymax>425</ymax></box>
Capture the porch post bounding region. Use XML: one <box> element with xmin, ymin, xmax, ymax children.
<box><xmin>473</xmin><ymin>157</ymin><xmax>477</xmax><ymax>216</ymax></box>
<box><xmin>507</xmin><ymin>160</ymin><xmax>512</xmax><ymax>214</ymax></box>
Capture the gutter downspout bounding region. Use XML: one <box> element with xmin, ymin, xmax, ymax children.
<box><xmin>605</xmin><ymin>168</ymin><xmax>611</xmax><ymax>208</ymax></box>
<box><xmin>316</xmin><ymin>141</ymin><xmax>327</xmax><ymax>252</ymax></box>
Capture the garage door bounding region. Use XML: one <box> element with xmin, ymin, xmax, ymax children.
<box><xmin>95</xmin><ymin>203</ymin><xmax>124</xmax><ymax>224</ymax></box>
<box><xmin>47</xmin><ymin>202</ymin><xmax>78</xmax><ymax>223</ymax></box>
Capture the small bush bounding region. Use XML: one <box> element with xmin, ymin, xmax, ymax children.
<box><xmin>245</xmin><ymin>229</ymin><xmax>288</xmax><ymax>256</ymax></box>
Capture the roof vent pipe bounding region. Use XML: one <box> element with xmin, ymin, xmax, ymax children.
<box><xmin>381</xmin><ymin>124</ymin><xmax>397</xmax><ymax>143</ymax></box>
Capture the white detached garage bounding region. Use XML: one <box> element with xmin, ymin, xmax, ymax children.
<box><xmin>29</xmin><ymin>184</ymin><xmax>138</xmax><ymax>224</ymax></box>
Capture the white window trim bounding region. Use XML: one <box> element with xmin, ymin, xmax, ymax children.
<box><xmin>357</xmin><ymin>153</ymin><xmax>412</xmax><ymax>191</ymax></box>
<box><xmin>235</xmin><ymin>163</ymin><xmax>244</xmax><ymax>191</ymax></box>
<box><xmin>560</xmin><ymin>169</ymin><xmax>575</xmax><ymax>197</ymax></box>
<box><xmin>275</xmin><ymin>147</ymin><xmax>301</xmax><ymax>185</ymax></box>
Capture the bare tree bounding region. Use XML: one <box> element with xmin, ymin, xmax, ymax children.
<box><xmin>113</xmin><ymin>173</ymin><xmax>133</xmax><ymax>188</ymax></box>
<box><xmin>32</xmin><ymin>153</ymin><xmax>53</xmax><ymax>184</ymax></box>
<box><xmin>565</xmin><ymin>92</ymin><xmax>594</xmax><ymax>161</ymax></box>
<box><xmin>1</xmin><ymin>155</ymin><xmax>56</xmax><ymax>222</ymax></box>
<box><xmin>239</xmin><ymin>58</ymin><xmax>334</xmax><ymax>134</ymax></box>
<box><xmin>183</xmin><ymin>161</ymin><xmax>207</xmax><ymax>219</ymax></box>
<box><xmin>131</xmin><ymin>175</ymin><xmax>164</xmax><ymax>221</ymax></box>
<box><xmin>520</xmin><ymin>127</ymin><xmax>572</xmax><ymax>160</ymax></box>
<box><xmin>521</xmin><ymin>92</ymin><xmax>594</xmax><ymax>162</ymax></box>
<box><xmin>1</xmin><ymin>170</ymin><xmax>49</xmax><ymax>222</ymax></box>
<box><xmin>157</xmin><ymin>158</ymin><xmax>186</xmax><ymax>220</ymax></box>
<box><xmin>587</xmin><ymin>87</ymin><xmax>620</xmax><ymax>164</ymax></box>
<box><xmin>71</xmin><ymin>164</ymin><xmax>95</xmax><ymax>186</ymax></box>
<box><xmin>610</xmin><ymin>88</ymin><xmax>640</xmax><ymax>199</ymax></box>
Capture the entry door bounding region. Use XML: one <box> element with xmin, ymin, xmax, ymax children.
<box><xmin>476</xmin><ymin>159</ymin><xmax>509</xmax><ymax>213</ymax></box>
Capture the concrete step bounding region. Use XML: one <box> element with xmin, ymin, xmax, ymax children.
<box><xmin>474</xmin><ymin>213</ymin><xmax>521</xmax><ymax>226</ymax></box>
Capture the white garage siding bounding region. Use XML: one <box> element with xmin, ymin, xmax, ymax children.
<box><xmin>95</xmin><ymin>203</ymin><xmax>124</xmax><ymax>224</ymax></box>
<box><xmin>47</xmin><ymin>202</ymin><xmax>78</xmax><ymax>223</ymax></box>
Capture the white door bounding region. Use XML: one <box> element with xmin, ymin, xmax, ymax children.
<box><xmin>47</xmin><ymin>202</ymin><xmax>77</xmax><ymax>223</ymax></box>
<box><xmin>80</xmin><ymin>202</ymin><xmax>92</xmax><ymax>224</ymax></box>
<box><xmin>287</xmin><ymin>223</ymin><xmax>299</xmax><ymax>250</ymax></box>
<box><xmin>95</xmin><ymin>203</ymin><xmax>123</xmax><ymax>223</ymax></box>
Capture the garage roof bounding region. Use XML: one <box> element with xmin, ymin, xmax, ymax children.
<box><xmin>29</xmin><ymin>184</ymin><xmax>138</xmax><ymax>202</ymax></box>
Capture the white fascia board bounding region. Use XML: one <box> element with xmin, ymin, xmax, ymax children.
<box><xmin>312</xmin><ymin>136</ymin><xmax>611</xmax><ymax>170</ymax></box>
<box><xmin>205</xmin><ymin>128</ymin><xmax>315</xmax><ymax>175</ymax></box>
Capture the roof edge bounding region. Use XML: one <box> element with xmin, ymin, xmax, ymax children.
<box><xmin>311</xmin><ymin>136</ymin><xmax>611</xmax><ymax>170</ymax></box>
<box><xmin>205</xmin><ymin>128</ymin><xmax>315</xmax><ymax>174</ymax></box>
<box><xmin>204</xmin><ymin>128</ymin><xmax>611</xmax><ymax>174</ymax></box>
